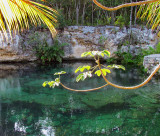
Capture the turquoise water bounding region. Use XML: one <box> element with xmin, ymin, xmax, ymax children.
<box><xmin>0</xmin><ymin>63</ymin><xmax>160</xmax><ymax>136</ymax></box>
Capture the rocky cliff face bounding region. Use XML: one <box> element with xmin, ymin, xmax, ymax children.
<box><xmin>0</xmin><ymin>26</ymin><xmax>158</xmax><ymax>62</ymax></box>
<box><xmin>143</xmin><ymin>54</ymin><xmax>160</xmax><ymax>74</ymax></box>
<box><xmin>0</xmin><ymin>33</ymin><xmax>35</xmax><ymax>62</ymax></box>
<box><xmin>0</xmin><ymin>29</ymin><xmax>53</xmax><ymax>62</ymax></box>
<box><xmin>60</xmin><ymin>26</ymin><xmax>158</xmax><ymax>59</ymax></box>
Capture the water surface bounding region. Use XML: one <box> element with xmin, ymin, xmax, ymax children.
<box><xmin>0</xmin><ymin>63</ymin><xmax>160</xmax><ymax>136</ymax></box>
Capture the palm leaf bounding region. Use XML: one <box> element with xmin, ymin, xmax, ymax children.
<box><xmin>0</xmin><ymin>0</ymin><xmax>58</xmax><ymax>40</ymax></box>
<box><xmin>137</xmin><ymin>1</ymin><xmax>160</xmax><ymax>32</ymax></box>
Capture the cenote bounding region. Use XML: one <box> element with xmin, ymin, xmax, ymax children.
<box><xmin>0</xmin><ymin>62</ymin><xmax>160</xmax><ymax>136</ymax></box>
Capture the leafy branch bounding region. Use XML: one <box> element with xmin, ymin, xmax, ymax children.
<box><xmin>42</xmin><ymin>0</ymin><xmax>160</xmax><ymax>92</ymax></box>
<box><xmin>43</xmin><ymin>50</ymin><xmax>113</xmax><ymax>91</ymax></box>
<box><xmin>42</xmin><ymin>49</ymin><xmax>160</xmax><ymax>92</ymax></box>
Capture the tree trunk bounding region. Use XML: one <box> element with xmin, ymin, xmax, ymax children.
<box><xmin>92</xmin><ymin>2</ymin><xmax>94</xmax><ymax>25</ymax></box>
<box><xmin>97</xmin><ymin>10</ymin><xmax>101</xmax><ymax>25</ymax></box>
<box><xmin>76</xmin><ymin>0</ymin><xmax>80</xmax><ymax>25</ymax></box>
<box><xmin>134</xmin><ymin>0</ymin><xmax>137</xmax><ymax>25</ymax></box>
<box><xmin>59</xmin><ymin>3</ymin><xmax>62</xmax><ymax>10</ymax></box>
<box><xmin>68</xmin><ymin>7</ymin><xmax>71</xmax><ymax>21</ymax></box>
<box><xmin>82</xmin><ymin>1</ymin><xmax>86</xmax><ymax>25</ymax></box>
<box><xmin>110</xmin><ymin>0</ymin><xmax>114</xmax><ymax>25</ymax></box>
<box><xmin>130</xmin><ymin>1</ymin><xmax>133</xmax><ymax>28</ymax></box>
<box><xmin>129</xmin><ymin>0</ymin><xmax>133</xmax><ymax>44</ymax></box>
<box><xmin>56</xmin><ymin>3</ymin><xmax>58</xmax><ymax>10</ymax></box>
<box><xmin>111</xmin><ymin>11</ymin><xmax>115</xmax><ymax>25</ymax></box>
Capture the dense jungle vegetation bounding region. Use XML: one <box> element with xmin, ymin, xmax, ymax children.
<box><xmin>34</xmin><ymin>0</ymin><xmax>158</xmax><ymax>30</ymax></box>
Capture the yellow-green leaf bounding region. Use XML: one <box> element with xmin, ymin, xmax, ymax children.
<box><xmin>0</xmin><ymin>0</ymin><xmax>58</xmax><ymax>40</ymax></box>
<box><xmin>103</xmin><ymin>50</ymin><xmax>110</xmax><ymax>57</ymax></box>
<box><xmin>75</xmin><ymin>66</ymin><xmax>91</xmax><ymax>73</ymax></box>
<box><xmin>54</xmin><ymin>71</ymin><xmax>66</xmax><ymax>75</ymax></box>
<box><xmin>107</xmin><ymin>64</ymin><xmax>125</xmax><ymax>70</ymax></box>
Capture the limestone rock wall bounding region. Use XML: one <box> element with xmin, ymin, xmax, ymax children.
<box><xmin>143</xmin><ymin>54</ymin><xmax>160</xmax><ymax>75</ymax></box>
<box><xmin>60</xmin><ymin>26</ymin><xmax>158</xmax><ymax>59</ymax></box>
<box><xmin>0</xmin><ymin>29</ymin><xmax>53</xmax><ymax>62</ymax></box>
<box><xmin>0</xmin><ymin>26</ymin><xmax>158</xmax><ymax>62</ymax></box>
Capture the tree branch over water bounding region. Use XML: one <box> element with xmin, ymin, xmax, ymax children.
<box><xmin>92</xmin><ymin>0</ymin><xmax>159</xmax><ymax>11</ymax></box>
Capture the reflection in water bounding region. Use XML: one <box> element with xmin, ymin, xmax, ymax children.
<box><xmin>0</xmin><ymin>76</ymin><xmax>21</xmax><ymax>93</ymax></box>
<box><xmin>0</xmin><ymin>63</ymin><xmax>160</xmax><ymax>135</ymax></box>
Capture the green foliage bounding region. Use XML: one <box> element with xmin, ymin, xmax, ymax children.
<box><xmin>122</xmin><ymin>52</ymin><xmax>135</xmax><ymax>64</ymax></box>
<box><xmin>99</xmin><ymin>36</ymin><xmax>107</xmax><ymax>45</ymax></box>
<box><xmin>137</xmin><ymin>1</ymin><xmax>160</xmax><ymax>30</ymax></box>
<box><xmin>107</xmin><ymin>64</ymin><xmax>125</xmax><ymax>70</ymax></box>
<box><xmin>107</xmin><ymin>43</ymin><xmax>160</xmax><ymax>67</ymax></box>
<box><xmin>156</xmin><ymin>42</ymin><xmax>160</xmax><ymax>52</ymax></box>
<box><xmin>75</xmin><ymin>66</ymin><xmax>91</xmax><ymax>73</ymax></box>
<box><xmin>27</xmin><ymin>32</ymin><xmax>40</xmax><ymax>46</ymax></box>
<box><xmin>43</xmin><ymin>50</ymin><xmax>125</xmax><ymax>88</ymax></box>
<box><xmin>106</xmin><ymin>17</ymin><xmax>111</xmax><ymax>25</ymax></box>
<box><xmin>123</xmin><ymin>40</ymin><xmax>130</xmax><ymax>46</ymax></box>
<box><xmin>107</xmin><ymin>50</ymin><xmax>141</xmax><ymax>65</ymax></box>
<box><xmin>56</xmin><ymin>9</ymin><xmax>66</xmax><ymax>30</ymax></box>
<box><xmin>43</xmin><ymin>78</ymin><xmax>60</xmax><ymax>88</ymax></box>
<box><xmin>141</xmin><ymin>47</ymin><xmax>155</xmax><ymax>56</ymax></box>
<box><xmin>43</xmin><ymin>71</ymin><xmax>67</xmax><ymax>88</ymax></box>
<box><xmin>0</xmin><ymin>0</ymin><xmax>57</xmax><ymax>39</ymax></box>
<box><xmin>35</xmin><ymin>0</ymin><xmax>141</xmax><ymax>27</ymax></box>
<box><xmin>54</xmin><ymin>71</ymin><xmax>66</xmax><ymax>75</ymax></box>
<box><xmin>27</xmin><ymin>32</ymin><xmax>67</xmax><ymax>63</ymax></box>
<box><xmin>34</xmin><ymin>40</ymin><xmax>66</xmax><ymax>63</ymax></box>
<box><xmin>76</xmin><ymin>71</ymin><xmax>92</xmax><ymax>82</ymax></box>
<box><xmin>95</xmin><ymin>69</ymin><xmax>111</xmax><ymax>76</ymax></box>
<box><xmin>81</xmin><ymin>50</ymin><xmax>110</xmax><ymax>58</ymax></box>
<box><xmin>115</xmin><ymin>15</ymin><xmax>125</xmax><ymax>28</ymax></box>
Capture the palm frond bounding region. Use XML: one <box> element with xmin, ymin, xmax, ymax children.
<box><xmin>137</xmin><ymin>1</ymin><xmax>160</xmax><ymax>31</ymax></box>
<box><xmin>0</xmin><ymin>0</ymin><xmax>58</xmax><ymax>39</ymax></box>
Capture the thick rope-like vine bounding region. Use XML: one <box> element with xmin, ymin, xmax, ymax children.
<box><xmin>60</xmin><ymin>83</ymin><xmax>108</xmax><ymax>92</ymax></box>
<box><xmin>58</xmin><ymin>62</ymin><xmax>160</xmax><ymax>91</ymax></box>
<box><xmin>92</xmin><ymin>0</ymin><xmax>159</xmax><ymax>11</ymax></box>
<box><xmin>43</xmin><ymin>0</ymin><xmax>160</xmax><ymax>92</ymax></box>
<box><xmin>98</xmin><ymin>60</ymin><xmax>160</xmax><ymax>89</ymax></box>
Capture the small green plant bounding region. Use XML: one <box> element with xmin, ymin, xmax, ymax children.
<box><xmin>42</xmin><ymin>50</ymin><xmax>160</xmax><ymax>91</ymax></box>
<box><xmin>156</xmin><ymin>42</ymin><xmax>160</xmax><ymax>52</ymax></box>
<box><xmin>55</xmin><ymin>9</ymin><xmax>66</xmax><ymax>30</ymax></box>
<box><xmin>34</xmin><ymin>40</ymin><xmax>66</xmax><ymax>63</ymax></box>
<box><xmin>107</xmin><ymin>43</ymin><xmax>160</xmax><ymax>67</ymax></box>
<box><xmin>99</xmin><ymin>35</ymin><xmax>107</xmax><ymax>45</ymax></box>
<box><xmin>123</xmin><ymin>40</ymin><xmax>129</xmax><ymax>46</ymax></box>
<box><xmin>122</xmin><ymin>52</ymin><xmax>135</xmax><ymax>64</ymax></box>
<box><xmin>106</xmin><ymin>17</ymin><xmax>111</xmax><ymax>25</ymax></box>
<box><xmin>28</xmin><ymin>32</ymin><xmax>39</xmax><ymax>45</ymax></box>
<box><xmin>115</xmin><ymin>15</ymin><xmax>125</xmax><ymax>28</ymax></box>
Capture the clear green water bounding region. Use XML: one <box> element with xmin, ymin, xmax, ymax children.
<box><xmin>0</xmin><ymin>63</ymin><xmax>160</xmax><ymax>136</ymax></box>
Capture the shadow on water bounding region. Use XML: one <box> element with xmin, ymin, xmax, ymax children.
<box><xmin>0</xmin><ymin>62</ymin><xmax>160</xmax><ymax>136</ymax></box>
